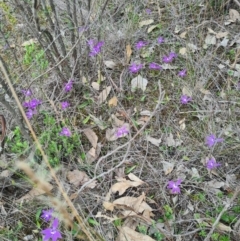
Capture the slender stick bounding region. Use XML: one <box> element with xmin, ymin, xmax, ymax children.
<box><xmin>0</xmin><ymin>58</ymin><xmax>104</xmax><ymax>241</ymax></box>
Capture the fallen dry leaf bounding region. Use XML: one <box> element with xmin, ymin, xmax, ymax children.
<box><xmin>103</xmin><ymin>201</ymin><xmax>115</xmax><ymax>211</ymax></box>
<box><xmin>86</xmin><ymin>143</ymin><xmax>101</xmax><ymax>163</ymax></box>
<box><xmin>199</xmin><ymin>88</ymin><xmax>211</xmax><ymax>95</ymax></box>
<box><xmin>111</xmin><ymin>173</ymin><xmax>145</xmax><ymax>196</ymax></box>
<box><xmin>147</xmin><ymin>24</ymin><xmax>158</xmax><ymax>33</ymax></box>
<box><xmin>180</xmin><ymin>31</ymin><xmax>187</xmax><ymax>39</ymax></box>
<box><xmin>162</xmin><ymin>161</ymin><xmax>174</xmax><ymax>175</ymax></box>
<box><xmin>126</xmin><ymin>44</ymin><xmax>132</xmax><ymax>64</ymax></box>
<box><xmin>98</xmin><ymin>70</ymin><xmax>105</xmax><ymax>82</ymax></box>
<box><xmin>21</xmin><ymin>38</ymin><xmax>38</xmax><ymax>47</ymax></box>
<box><xmin>117</xmin><ymin>226</ymin><xmax>155</xmax><ymax>241</ymax></box>
<box><xmin>108</xmin><ymin>96</ymin><xmax>118</xmax><ymax>107</ymax></box>
<box><xmin>131</xmin><ymin>75</ymin><xmax>148</xmax><ymax>92</ymax></box>
<box><xmin>104</xmin><ymin>60</ymin><xmax>116</xmax><ymax>69</ymax></box>
<box><xmin>187</xmin><ymin>43</ymin><xmax>198</xmax><ymax>52</ymax></box>
<box><xmin>229</xmin><ymin>9</ymin><xmax>240</xmax><ymax>22</ymax></box>
<box><xmin>128</xmin><ymin>173</ymin><xmax>143</xmax><ymax>182</ymax></box>
<box><xmin>179</xmin><ymin>118</ymin><xmax>186</xmax><ymax>130</ymax></box>
<box><xmin>207</xmin><ymin>28</ymin><xmax>217</xmax><ymax>34</ymax></box>
<box><xmin>110</xmin><ymin>114</ymin><xmax>124</xmax><ymax>127</ymax></box>
<box><xmin>205</xmin><ymin>34</ymin><xmax>216</xmax><ymax>45</ymax></box>
<box><xmin>67</xmin><ymin>170</ymin><xmax>97</xmax><ymax>188</ymax></box>
<box><xmin>206</xmin><ymin>180</ymin><xmax>225</xmax><ymax>189</ymax></box>
<box><xmin>0</xmin><ymin>170</ymin><xmax>10</xmax><ymax>178</ymax></box>
<box><xmin>146</xmin><ymin>136</ymin><xmax>161</xmax><ymax>146</ymax></box>
<box><xmin>219</xmin><ymin>38</ymin><xmax>229</xmax><ymax>47</ymax></box>
<box><xmin>122</xmin><ymin>217</ymin><xmax>139</xmax><ymax>230</ymax></box>
<box><xmin>139</xmin><ymin>19</ymin><xmax>154</xmax><ymax>27</ymax></box>
<box><xmin>111</xmin><ymin>180</ymin><xmax>143</xmax><ymax>196</ymax></box>
<box><xmin>179</xmin><ymin>47</ymin><xmax>187</xmax><ymax>55</ymax></box>
<box><xmin>16</xmin><ymin>183</ymin><xmax>53</xmax><ymax>202</ymax></box>
<box><xmin>216</xmin><ymin>31</ymin><xmax>228</xmax><ymax>39</ymax></box>
<box><xmin>97</xmin><ymin>86</ymin><xmax>111</xmax><ymax>104</ymax></box>
<box><xmin>166</xmin><ymin>133</ymin><xmax>182</xmax><ymax>147</ymax></box>
<box><xmin>83</xmin><ymin>128</ymin><xmax>98</xmax><ymax>148</ymax></box>
<box><xmin>113</xmin><ymin>193</ymin><xmax>152</xmax><ymax>214</ymax></box>
<box><xmin>217</xmin><ymin>222</ymin><xmax>232</xmax><ymax>232</ymax></box>
<box><xmin>91</xmin><ymin>82</ymin><xmax>100</xmax><ymax>90</ymax></box>
<box><xmin>106</xmin><ymin>128</ymin><xmax>118</xmax><ymax>141</ymax></box>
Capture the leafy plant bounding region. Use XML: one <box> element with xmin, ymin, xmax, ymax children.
<box><xmin>23</xmin><ymin>43</ymin><xmax>48</xmax><ymax>71</ymax></box>
<box><xmin>163</xmin><ymin>205</ymin><xmax>173</xmax><ymax>220</ymax></box>
<box><xmin>137</xmin><ymin>225</ymin><xmax>147</xmax><ymax>235</ymax></box>
<box><xmin>6</xmin><ymin>126</ymin><xmax>29</xmax><ymax>154</ymax></box>
<box><xmin>113</xmin><ymin>219</ymin><xmax>122</xmax><ymax>227</ymax></box>
<box><xmin>0</xmin><ymin>221</ymin><xmax>23</xmax><ymax>241</ymax></box>
<box><xmin>37</xmin><ymin>112</ymin><xmax>81</xmax><ymax>166</ymax></box>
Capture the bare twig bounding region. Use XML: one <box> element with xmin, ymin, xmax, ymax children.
<box><xmin>0</xmin><ymin>57</ymin><xmax>104</xmax><ymax>241</ymax></box>
<box><xmin>204</xmin><ymin>186</ymin><xmax>240</xmax><ymax>241</ymax></box>
<box><xmin>75</xmin><ymin>80</ymin><xmax>164</xmax><ymax>194</ymax></box>
<box><xmin>233</xmin><ymin>0</ymin><xmax>240</xmax><ymax>8</ymax></box>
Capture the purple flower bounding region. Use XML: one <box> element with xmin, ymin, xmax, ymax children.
<box><xmin>23</xmin><ymin>99</ymin><xmax>42</xmax><ymax>109</ymax></box>
<box><xmin>87</xmin><ymin>39</ymin><xmax>95</xmax><ymax>47</ymax></box>
<box><xmin>206</xmin><ymin>158</ymin><xmax>221</xmax><ymax>170</ymax></box>
<box><xmin>178</xmin><ymin>69</ymin><xmax>187</xmax><ymax>78</ymax></box>
<box><xmin>169</xmin><ymin>52</ymin><xmax>177</xmax><ymax>59</ymax></box>
<box><xmin>41</xmin><ymin>209</ymin><xmax>54</xmax><ymax>222</ymax></box>
<box><xmin>88</xmin><ymin>40</ymin><xmax>104</xmax><ymax>56</ymax></box>
<box><xmin>135</xmin><ymin>41</ymin><xmax>147</xmax><ymax>50</ymax></box>
<box><xmin>116</xmin><ymin>126</ymin><xmax>129</xmax><ymax>138</ymax></box>
<box><xmin>146</xmin><ymin>9</ymin><xmax>151</xmax><ymax>14</ymax></box>
<box><xmin>180</xmin><ymin>95</ymin><xmax>192</xmax><ymax>104</ymax></box>
<box><xmin>167</xmin><ymin>179</ymin><xmax>182</xmax><ymax>194</ymax></box>
<box><xmin>26</xmin><ymin>109</ymin><xmax>37</xmax><ymax>119</ymax></box>
<box><xmin>157</xmin><ymin>37</ymin><xmax>165</xmax><ymax>44</ymax></box>
<box><xmin>162</xmin><ymin>55</ymin><xmax>174</xmax><ymax>63</ymax></box>
<box><xmin>64</xmin><ymin>80</ymin><xmax>73</xmax><ymax>92</ymax></box>
<box><xmin>129</xmin><ymin>63</ymin><xmax>143</xmax><ymax>73</ymax></box>
<box><xmin>21</xmin><ymin>89</ymin><xmax>32</xmax><ymax>96</ymax></box>
<box><xmin>206</xmin><ymin>134</ymin><xmax>224</xmax><ymax>148</ymax></box>
<box><xmin>61</xmin><ymin>101</ymin><xmax>70</xmax><ymax>110</ymax></box>
<box><xmin>149</xmin><ymin>62</ymin><xmax>162</xmax><ymax>70</ymax></box>
<box><xmin>59</xmin><ymin>127</ymin><xmax>71</xmax><ymax>137</ymax></box>
<box><xmin>41</xmin><ymin>218</ymin><xmax>62</xmax><ymax>241</ymax></box>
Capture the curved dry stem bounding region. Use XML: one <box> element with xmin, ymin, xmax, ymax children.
<box><xmin>0</xmin><ymin>57</ymin><xmax>104</xmax><ymax>241</ymax></box>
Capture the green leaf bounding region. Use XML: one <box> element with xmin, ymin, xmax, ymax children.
<box><xmin>88</xmin><ymin>218</ymin><xmax>99</xmax><ymax>226</ymax></box>
<box><xmin>125</xmin><ymin>165</ymin><xmax>137</xmax><ymax>174</ymax></box>
<box><xmin>35</xmin><ymin>208</ymin><xmax>42</xmax><ymax>221</ymax></box>
<box><xmin>79</xmin><ymin>102</ymin><xmax>89</xmax><ymax>108</ymax></box>
<box><xmin>83</xmin><ymin>115</ymin><xmax>90</xmax><ymax>124</ymax></box>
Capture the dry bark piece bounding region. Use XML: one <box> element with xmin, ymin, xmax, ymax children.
<box><xmin>83</xmin><ymin>128</ymin><xmax>98</xmax><ymax>148</ymax></box>
<box><xmin>67</xmin><ymin>170</ymin><xmax>97</xmax><ymax>188</ymax></box>
<box><xmin>97</xmin><ymin>86</ymin><xmax>111</xmax><ymax>104</ymax></box>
